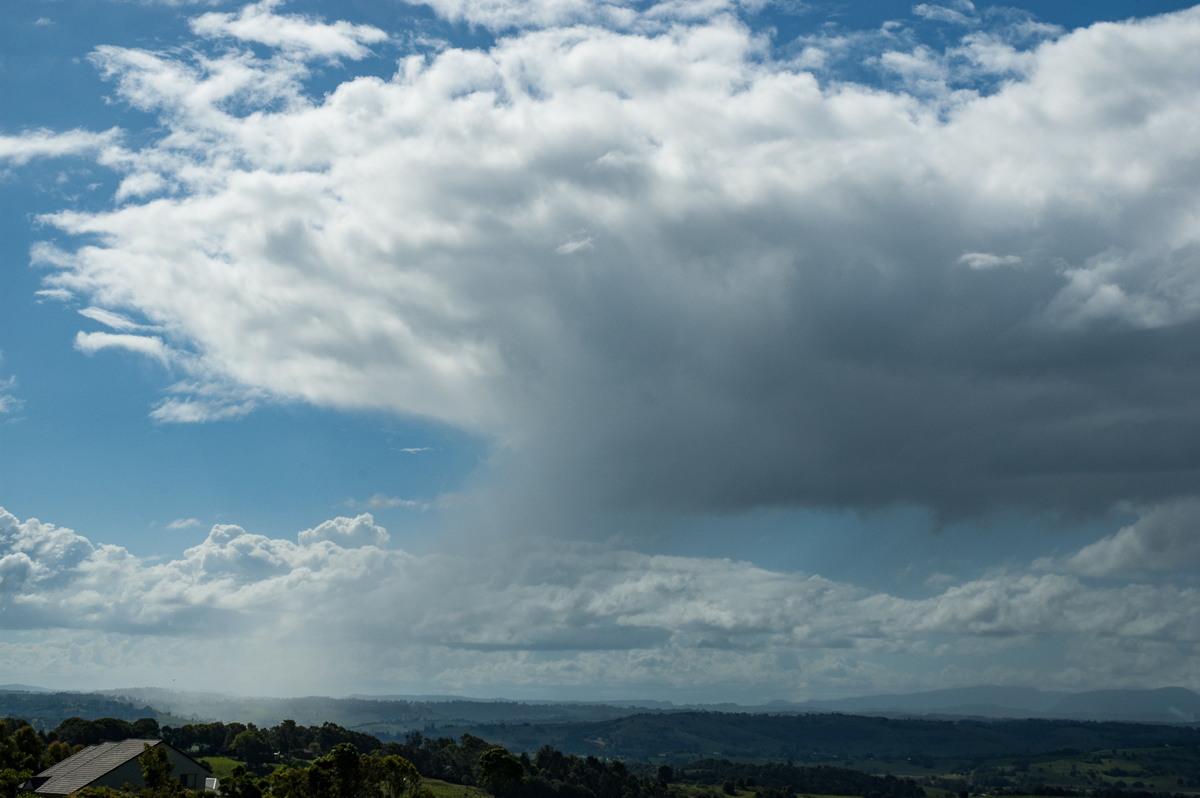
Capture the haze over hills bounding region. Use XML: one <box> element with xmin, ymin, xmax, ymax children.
<box><xmin>2</xmin><ymin>684</ymin><xmax>1197</xmax><ymax>730</ymax></box>
<box><xmin>793</xmin><ymin>685</ymin><xmax>1200</xmax><ymax>723</ymax></box>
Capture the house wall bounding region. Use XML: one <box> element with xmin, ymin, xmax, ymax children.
<box><xmin>164</xmin><ymin>746</ymin><xmax>210</xmax><ymax>790</ymax></box>
<box><xmin>86</xmin><ymin>759</ymin><xmax>147</xmax><ymax>791</ymax></box>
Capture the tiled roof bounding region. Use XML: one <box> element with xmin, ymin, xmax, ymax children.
<box><xmin>33</xmin><ymin>738</ymin><xmax>163</xmax><ymax>796</ymax></box>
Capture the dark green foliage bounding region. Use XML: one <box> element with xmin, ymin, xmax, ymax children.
<box><xmin>220</xmin><ymin>765</ymin><xmax>265</xmax><ymax>798</ymax></box>
<box><xmin>366</xmin><ymin>754</ymin><xmax>422</xmax><ymax>798</ymax></box>
<box><xmin>231</xmin><ymin>731</ymin><xmax>272</xmax><ymax>764</ymax></box>
<box><xmin>5</xmin><ymin>705</ymin><xmax>1200</xmax><ymax>798</ymax></box>
<box><xmin>43</xmin><ymin>739</ymin><xmax>76</xmax><ymax>768</ymax></box>
<box><xmin>439</xmin><ymin>712</ymin><xmax>1200</xmax><ymax>765</ymax></box>
<box><xmin>74</xmin><ymin>787</ymin><xmax>141</xmax><ymax>798</ymax></box>
<box><xmin>317</xmin><ymin>744</ymin><xmax>365</xmax><ymax>798</ymax></box>
<box><xmin>678</xmin><ymin>760</ymin><xmax>923</xmax><ymax>798</ymax></box>
<box><xmin>140</xmin><ymin>743</ymin><xmax>182</xmax><ymax>798</ymax></box>
<box><xmin>10</xmin><ymin>724</ymin><xmax>43</xmax><ymax>773</ymax></box>
<box><xmin>162</xmin><ymin>723</ymin><xmax>229</xmax><ymax>756</ymax></box>
<box><xmin>0</xmin><ymin>720</ymin><xmax>36</xmax><ymax>798</ymax></box>
<box><xmin>260</xmin><ymin>742</ymin><xmax>423</xmax><ymax>798</ymax></box>
<box><xmin>479</xmin><ymin>747</ymin><xmax>524</xmax><ymax>796</ymax></box>
<box><xmin>52</xmin><ymin>717</ymin><xmax>160</xmax><ymax>746</ymax></box>
<box><xmin>135</xmin><ymin>719</ymin><xmax>163</xmax><ymax>739</ymax></box>
<box><xmin>272</xmin><ymin>720</ymin><xmax>305</xmax><ymax>757</ymax></box>
<box><xmin>161</xmin><ymin>719</ymin><xmax>381</xmax><ymax>761</ymax></box>
<box><xmin>0</xmin><ymin>691</ymin><xmax>157</xmax><ymax>729</ymax></box>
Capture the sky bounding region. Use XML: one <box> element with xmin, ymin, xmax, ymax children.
<box><xmin>2</xmin><ymin>0</ymin><xmax>1200</xmax><ymax>703</ymax></box>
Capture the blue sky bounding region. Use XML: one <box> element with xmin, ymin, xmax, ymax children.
<box><xmin>2</xmin><ymin>0</ymin><xmax>1200</xmax><ymax>702</ymax></box>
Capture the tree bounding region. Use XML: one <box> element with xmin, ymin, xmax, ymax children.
<box><xmin>0</xmin><ymin>722</ymin><xmax>35</xmax><ymax>798</ymax></box>
<box><xmin>133</xmin><ymin>719</ymin><xmax>161</xmax><ymax>740</ymax></box>
<box><xmin>372</xmin><ymin>755</ymin><xmax>422</xmax><ymax>798</ymax></box>
<box><xmin>314</xmin><ymin>743</ymin><xmax>364</xmax><ymax>798</ymax></box>
<box><xmin>139</xmin><ymin>743</ymin><xmax>180</xmax><ymax>798</ymax></box>
<box><xmin>478</xmin><ymin>747</ymin><xmax>524</xmax><ymax>797</ymax></box>
<box><xmin>232</xmin><ymin>730</ymin><xmax>272</xmax><ymax>764</ymax></box>
<box><xmin>11</xmin><ymin>724</ymin><xmax>43</xmax><ymax>773</ymax></box>
<box><xmin>271</xmin><ymin>720</ymin><xmax>303</xmax><ymax>756</ymax></box>
<box><xmin>267</xmin><ymin>766</ymin><xmax>310</xmax><ymax>798</ymax></box>
<box><xmin>44</xmin><ymin>740</ymin><xmax>76</xmax><ymax>769</ymax></box>
<box><xmin>219</xmin><ymin>765</ymin><xmax>263</xmax><ymax>798</ymax></box>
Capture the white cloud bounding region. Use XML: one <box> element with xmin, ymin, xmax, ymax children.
<box><xmin>190</xmin><ymin>0</ymin><xmax>389</xmax><ymax>61</ymax></box>
<box><xmin>2</xmin><ymin>505</ymin><xmax>1198</xmax><ymax>697</ymax></box>
<box><xmin>0</xmin><ymin>128</ymin><xmax>120</xmax><ymax>165</ymax></box>
<box><xmin>913</xmin><ymin>3</ymin><xmax>976</xmax><ymax>26</ymax></box>
<box><xmin>0</xmin><ymin>366</ymin><xmax>21</xmax><ymax>418</ymax></box>
<box><xmin>407</xmin><ymin>0</ymin><xmax>638</xmax><ymax>31</ymax></box>
<box><xmin>115</xmin><ymin>171</ymin><xmax>168</xmax><ymax>201</ymax></box>
<box><xmin>27</xmin><ymin>4</ymin><xmax>1200</xmax><ymax>525</ymax></box>
<box><xmin>166</xmin><ymin>518</ymin><xmax>203</xmax><ymax>530</ymax></box>
<box><xmin>35</xmin><ymin>289</ymin><xmax>75</xmax><ymax>303</ymax></box>
<box><xmin>1038</xmin><ymin>498</ymin><xmax>1200</xmax><ymax>577</ymax></box>
<box><xmin>74</xmin><ymin>331</ymin><xmax>172</xmax><ymax>365</ymax></box>
<box><xmin>347</xmin><ymin>493</ymin><xmax>425</xmax><ymax>510</ymax></box>
<box><xmin>403</xmin><ymin>0</ymin><xmax>788</xmax><ymax>31</ymax></box>
<box><xmin>556</xmin><ymin>234</ymin><xmax>594</xmax><ymax>254</ymax></box>
<box><xmin>149</xmin><ymin>396</ymin><xmax>257</xmax><ymax>423</ymax></box>
<box><xmin>296</xmin><ymin>514</ymin><xmax>390</xmax><ymax>547</ymax></box>
<box><xmin>958</xmin><ymin>251</ymin><xmax>1022</xmax><ymax>270</ymax></box>
<box><xmin>78</xmin><ymin>307</ymin><xmax>158</xmax><ymax>332</ymax></box>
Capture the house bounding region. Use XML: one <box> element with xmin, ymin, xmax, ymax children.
<box><xmin>28</xmin><ymin>738</ymin><xmax>212</xmax><ymax>796</ymax></box>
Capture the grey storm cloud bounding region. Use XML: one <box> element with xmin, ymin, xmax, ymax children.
<box><xmin>25</xmin><ymin>2</ymin><xmax>1200</xmax><ymax>527</ymax></box>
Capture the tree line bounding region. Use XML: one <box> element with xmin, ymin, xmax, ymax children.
<box><xmin>2</xmin><ymin>715</ymin><xmax>930</xmax><ymax>798</ymax></box>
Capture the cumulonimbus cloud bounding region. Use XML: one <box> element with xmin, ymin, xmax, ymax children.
<box><xmin>29</xmin><ymin>2</ymin><xmax>1200</xmax><ymax>525</ymax></box>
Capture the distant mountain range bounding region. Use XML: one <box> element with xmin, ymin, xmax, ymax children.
<box><xmin>790</xmin><ymin>685</ymin><xmax>1200</xmax><ymax>723</ymax></box>
<box><xmin>2</xmin><ymin>684</ymin><xmax>1197</xmax><ymax>731</ymax></box>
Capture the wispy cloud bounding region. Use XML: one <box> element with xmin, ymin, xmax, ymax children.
<box><xmin>913</xmin><ymin>2</ymin><xmax>977</xmax><ymax>26</ymax></box>
<box><xmin>74</xmin><ymin>331</ymin><xmax>172</xmax><ymax>366</ymax></box>
<box><xmin>150</xmin><ymin>396</ymin><xmax>257</xmax><ymax>424</ymax></box>
<box><xmin>0</xmin><ymin>365</ymin><xmax>21</xmax><ymax>418</ymax></box>
<box><xmin>957</xmin><ymin>252</ymin><xmax>1022</xmax><ymax>270</ymax></box>
<box><xmin>345</xmin><ymin>493</ymin><xmax>427</xmax><ymax>510</ymax></box>
<box><xmin>0</xmin><ymin>128</ymin><xmax>120</xmax><ymax>165</ymax></box>
<box><xmin>190</xmin><ymin>0</ymin><xmax>389</xmax><ymax>61</ymax></box>
<box><xmin>78</xmin><ymin>307</ymin><xmax>160</xmax><ymax>333</ymax></box>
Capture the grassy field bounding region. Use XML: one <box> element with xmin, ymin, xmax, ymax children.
<box><xmin>423</xmin><ymin>779</ymin><xmax>491</xmax><ymax>798</ymax></box>
<box><xmin>198</xmin><ymin>756</ymin><xmax>247</xmax><ymax>781</ymax></box>
<box><xmin>667</xmin><ymin>784</ymin><xmax>865</xmax><ymax>798</ymax></box>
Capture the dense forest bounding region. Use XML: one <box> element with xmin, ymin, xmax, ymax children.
<box><xmin>435</xmin><ymin>712</ymin><xmax>1200</xmax><ymax>764</ymax></box>
<box><xmin>4</xmin><ymin>710</ymin><xmax>1200</xmax><ymax>798</ymax></box>
<box><xmin>1</xmin><ymin>716</ymin><xmax>928</xmax><ymax>798</ymax></box>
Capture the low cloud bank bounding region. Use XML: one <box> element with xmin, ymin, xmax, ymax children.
<box><xmin>2</xmin><ymin>505</ymin><xmax>1197</xmax><ymax>698</ymax></box>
